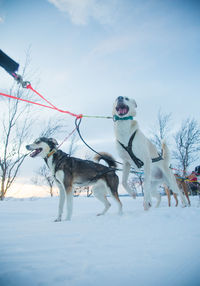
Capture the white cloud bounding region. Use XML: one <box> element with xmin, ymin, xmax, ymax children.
<box><xmin>0</xmin><ymin>16</ymin><xmax>4</xmax><ymax>23</ymax></box>
<box><xmin>48</xmin><ymin>0</ymin><xmax>116</xmax><ymax>25</ymax></box>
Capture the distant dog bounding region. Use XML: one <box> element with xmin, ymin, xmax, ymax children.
<box><xmin>26</xmin><ymin>138</ymin><xmax>122</xmax><ymax>221</ymax></box>
<box><xmin>164</xmin><ymin>184</ymin><xmax>178</xmax><ymax>207</ymax></box>
<box><xmin>113</xmin><ymin>96</ymin><xmax>187</xmax><ymax>209</ymax></box>
<box><xmin>175</xmin><ymin>175</ymin><xmax>191</xmax><ymax>206</ymax></box>
<box><xmin>164</xmin><ymin>175</ymin><xmax>191</xmax><ymax>207</ymax></box>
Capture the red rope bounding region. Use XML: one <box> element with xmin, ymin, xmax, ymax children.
<box><xmin>26</xmin><ymin>84</ymin><xmax>58</xmax><ymax>110</ymax></box>
<box><xmin>0</xmin><ymin>91</ymin><xmax>56</xmax><ymax>109</ymax></box>
<box><xmin>0</xmin><ymin>85</ymin><xmax>83</xmax><ymax>119</ymax></box>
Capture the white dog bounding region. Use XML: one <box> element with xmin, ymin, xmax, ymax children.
<box><xmin>113</xmin><ymin>96</ymin><xmax>187</xmax><ymax>209</ymax></box>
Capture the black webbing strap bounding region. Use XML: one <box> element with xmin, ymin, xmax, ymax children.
<box><xmin>118</xmin><ymin>130</ymin><xmax>163</xmax><ymax>168</ymax></box>
<box><xmin>118</xmin><ymin>131</ymin><xmax>144</xmax><ymax>168</ymax></box>
<box><xmin>0</xmin><ymin>50</ymin><xmax>19</xmax><ymax>74</ymax></box>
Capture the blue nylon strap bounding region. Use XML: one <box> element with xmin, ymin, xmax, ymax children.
<box><xmin>113</xmin><ymin>115</ymin><xmax>134</xmax><ymax>121</ymax></box>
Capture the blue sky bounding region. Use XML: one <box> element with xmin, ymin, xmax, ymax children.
<box><xmin>0</xmin><ymin>0</ymin><xmax>200</xmax><ymax>166</ymax></box>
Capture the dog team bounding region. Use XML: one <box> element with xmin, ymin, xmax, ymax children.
<box><xmin>26</xmin><ymin>97</ymin><xmax>189</xmax><ymax>221</ymax></box>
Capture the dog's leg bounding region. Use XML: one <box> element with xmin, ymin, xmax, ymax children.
<box><xmin>164</xmin><ymin>186</ymin><xmax>171</xmax><ymax>207</ymax></box>
<box><xmin>96</xmin><ymin>194</ymin><xmax>111</xmax><ymax>216</ymax></box>
<box><xmin>164</xmin><ymin>170</ymin><xmax>187</xmax><ymax>207</ymax></box>
<box><xmin>182</xmin><ymin>181</ymin><xmax>191</xmax><ymax>206</ymax></box>
<box><xmin>65</xmin><ymin>188</ymin><xmax>73</xmax><ymax>221</ymax></box>
<box><xmin>122</xmin><ymin>162</ymin><xmax>136</xmax><ymax>198</ymax></box>
<box><xmin>55</xmin><ymin>182</ymin><xmax>65</xmax><ymax>222</ymax></box>
<box><xmin>92</xmin><ymin>181</ymin><xmax>111</xmax><ymax>216</ymax></box>
<box><xmin>143</xmin><ymin>161</ymin><xmax>152</xmax><ymax>210</ymax></box>
<box><xmin>106</xmin><ymin>174</ymin><xmax>123</xmax><ymax>215</ymax></box>
<box><xmin>108</xmin><ymin>188</ymin><xmax>123</xmax><ymax>215</ymax></box>
<box><xmin>55</xmin><ymin>170</ymin><xmax>74</xmax><ymax>221</ymax></box>
<box><xmin>150</xmin><ymin>181</ymin><xmax>161</xmax><ymax>208</ymax></box>
<box><xmin>112</xmin><ymin>192</ymin><xmax>123</xmax><ymax>215</ymax></box>
<box><xmin>173</xmin><ymin>192</ymin><xmax>178</xmax><ymax>207</ymax></box>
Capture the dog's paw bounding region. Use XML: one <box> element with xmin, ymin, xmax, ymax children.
<box><xmin>96</xmin><ymin>212</ymin><xmax>104</xmax><ymax>216</ymax></box>
<box><xmin>54</xmin><ymin>217</ymin><xmax>62</xmax><ymax>222</ymax></box>
<box><xmin>143</xmin><ymin>201</ymin><xmax>151</xmax><ymax>211</ymax></box>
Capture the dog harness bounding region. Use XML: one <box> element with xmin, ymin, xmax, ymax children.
<box><xmin>118</xmin><ymin>130</ymin><xmax>163</xmax><ymax>169</ymax></box>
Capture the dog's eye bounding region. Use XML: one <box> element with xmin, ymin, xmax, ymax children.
<box><xmin>125</xmin><ymin>97</ymin><xmax>129</xmax><ymax>101</ymax></box>
<box><xmin>34</xmin><ymin>139</ymin><xmax>41</xmax><ymax>144</ymax></box>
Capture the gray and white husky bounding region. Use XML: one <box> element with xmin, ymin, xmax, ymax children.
<box><xmin>26</xmin><ymin>137</ymin><xmax>122</xmax><ymax>221</ymax></box>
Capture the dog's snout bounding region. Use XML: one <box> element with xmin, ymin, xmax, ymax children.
<box><xmin>117</xmin><ymin>96</ymin><xmax>124</xmax><ymax>102</ymax></box>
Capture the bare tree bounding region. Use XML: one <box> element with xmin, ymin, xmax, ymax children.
<box><xmin>35</xmin><ymin>165</ymin><xmax>55</xmax><ymax>197</ymax></box>
<box><xmin>39</xmin><ymin>117</ymin><xmax>66</xmax><ymax>138</ymax></box>
<box><xmin>173</xmin><ymin>118</ymin><xmax>200</xmax><ymax>175</ymax></box>
<box><xmin>67</xmin><ymin>133</ymin><xmax>79</xmax><ymax>156</ymax></box>
<box><xmin>0</xmin><ymin>50</ymin><xmax>66</xmax><ymax>200</ymax></box>
<box><xmin>150</xmin><ymin>109</ymin><xmax>172</xmax><ymax>152</ymax></box>
<box><xmin>0</xmin><ymin>55</ymin><xmax>35</xmax><ymax>200</ymax></box>
<box><xmin>128</xmin><ymin>171</ymin><xmax>143</xmax><ymax>196</ymax></box>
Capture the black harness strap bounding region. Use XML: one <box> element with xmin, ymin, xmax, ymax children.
<box><xmin>152</xmin><ymin>153</ymin><xmax>163</xmax><ymax>163</ymax></box>
<box><xmin>118</xmin><ymin>130</ymin><xmax>163</xmax><ymax>169</ymax></box>
<box><xmin>118</xmin><ymin>131</ymin><xmax>144</xmax><ymax>168</ymax></box>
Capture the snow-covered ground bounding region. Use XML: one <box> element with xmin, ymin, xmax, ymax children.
<box><xmin>0</xmin><ymin>195</ymin><xmax>200</xmax><ymax>286</ymax></box>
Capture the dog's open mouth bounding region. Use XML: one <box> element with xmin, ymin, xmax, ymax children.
<box><xmin>116</xmin><ymin>103</ymin><xmax>129</xmax><ymax>116</ymax></box>
<box><xmin>30</xmin><ymin>148</ymin><xmax>42</xmax><ymax>158</ymax></box>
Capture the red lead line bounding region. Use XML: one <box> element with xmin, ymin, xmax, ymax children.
<box><xmin>0</xmin><ymin>91</ymin><xmax>56</xmax><ymax>109</ymax></box>
<box><xmin>26</xmin><ymin>84</ymin><xmax>58</xmax><ymax>110</ymax></box>
<box><xmin>0</xmin><ymin>87</ymin><xmax>83</xmax><ymax>119</ymax></box>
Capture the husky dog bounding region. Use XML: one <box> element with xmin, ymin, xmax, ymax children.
<box><xmin>113</xmin><ymin>96</ymin><xmax>187</xmax><ymax>210</ymax></box>
<box><xmin>26</xmin><ymin>137</ymin><xmax>122</xmax><ymax>221</ymax></box>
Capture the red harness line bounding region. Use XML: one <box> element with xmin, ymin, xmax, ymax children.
<box><xmin>0</xmin><ymin>84</ymin><xmax>83</xmax><ymax>119</ymax></box>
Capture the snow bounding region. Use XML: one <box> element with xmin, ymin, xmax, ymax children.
<box><xmin>0</xmin><ymin>195</ymin><xmax>200</xmax><ymax>286</ymax></box>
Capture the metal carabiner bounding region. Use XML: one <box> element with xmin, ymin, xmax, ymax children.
<box><xmin>22</xmin><ymin>81</ymin><xmax>31</xmax><ymax>88</ymax></box>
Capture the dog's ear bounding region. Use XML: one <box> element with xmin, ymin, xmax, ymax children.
<box><xmin>49</xmin><ymin>138</ymin><xmax>58</xmax><ymax>146</ymax></box>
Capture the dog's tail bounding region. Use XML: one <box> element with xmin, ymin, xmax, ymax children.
<box><xmin>161</xmin><ymin>140</ymin><xmax>170</xmax><ymax>165</ymax></box>
<box><xmin>94</xmin><ymin>152</ymin><xmax>117</xmax><ymax>168</ymax></box>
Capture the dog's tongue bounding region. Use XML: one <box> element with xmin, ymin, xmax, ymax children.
<box><xmin>30</xmin><ymin>149</ymin><xmax>41</xmax><ymax>158</ymax></box>
<box><xmin>116</xmin><ymin>103</ymin><xmax>129</xmax><ymax>116</ymax></box>
<box><xmin>118</xmin><ymin>108</ymin><xmax>127</xmax><ymax>115</ymax></box>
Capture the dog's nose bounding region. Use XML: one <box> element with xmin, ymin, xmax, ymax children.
<box><xmin>26</xmin><ymin>145</ymin><xmax>31</xmax><ymax>150</ymax></box>
<box><xmin>117</xmin><ymin>96</ymin><xmax>124</xmax><ymax>102</ymax></box>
